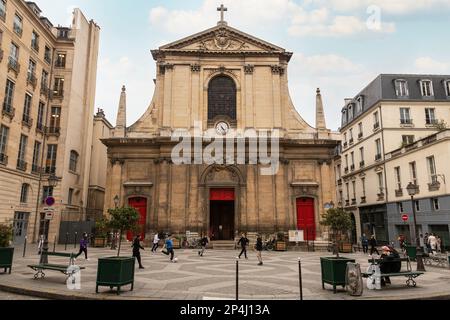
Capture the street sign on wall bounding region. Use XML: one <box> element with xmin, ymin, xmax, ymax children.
<box><xmin>45</xmin><ymin>197</ymin><xmax>56</xmax><ymax>206</ymax></box>
<box><xmin>402</xmin><ymin>214</ymin><xmax>409</xmax><ymax>222</ymax></box>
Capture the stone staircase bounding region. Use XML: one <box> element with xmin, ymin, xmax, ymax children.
<box><xmin>211</xmin><ymin>241</ymin><xmax>236</xmax><ymax>250</ymax></box>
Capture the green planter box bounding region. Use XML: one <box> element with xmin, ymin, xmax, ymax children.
<box><xmin>405</xmin><ymin>246</ymin><xmax>417</xmax><ymax>260</ymax></box>
<box><xmin>0</xmin><ymin>247</ymin><xmax>14</xmax><ymax>274</ymax></box>
<box><xmin>96</xmin><ymin>257</ymin><xmax>135</xmax><ymax>295</ymax></box>
<box><xmin>320</xmin><ymin>257</ymin><xmax>355</xmax><ymax>294</ymax></box>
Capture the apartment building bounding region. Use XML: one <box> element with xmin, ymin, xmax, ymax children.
<box><xmin>0</xmin><ymin>0</ymin><xmax>101</xmax><ymax>244</ymax></box>
<box><xmin>336</xmin><ymin>74</ymin><xmax>450</xmax><ymax>247</ymax></box>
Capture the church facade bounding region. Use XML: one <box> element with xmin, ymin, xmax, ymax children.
<box><xmin>103</xmin><ymin>15</ymin><xmax>340</xmax><ymax>242</ymax></box>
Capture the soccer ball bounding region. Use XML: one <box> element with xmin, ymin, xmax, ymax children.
<box><xmin>173</xmin><ymin>258</ymin><xmax>178</xmax><ymax>263</ymax></box>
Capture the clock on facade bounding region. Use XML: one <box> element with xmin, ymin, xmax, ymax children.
<box><xmin>215</xmin><ymin>121</ymin><xmax>230</xmax><ymax>135</ymax></box>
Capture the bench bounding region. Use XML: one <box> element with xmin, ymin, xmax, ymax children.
<box><xmin>423</xmin><ymin>254</ymin><xmax>449</xmax><ymax>268</ymax></box>
<box><xmin>362</xmin><ymin>257</ymin><xmax>424</xmax><ymax>288</ymax></box>
<box><xmin>28</xmin><ymin>252</ymin><xmax>86</xmax><ymax>280</ymax></box>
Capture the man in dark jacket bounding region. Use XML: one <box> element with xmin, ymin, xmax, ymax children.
<box><xmin>198</xmin><ymin>235</ymin><xmax>209</xmax><ymax>257</ymax></box>
<box><xmin>132</xmin><ymin>235</ymin><xmax>145</xmax><ymax>269</ymax></box>
<box><xmin>238</xmin><ymin>233</ymin><xmax>249</xmax><ymax>259</ymax></box>
<box><xmin>369</xmin><ymin>235</ymin><xmax>379</xmax><ymax>256</ymax></box>
<box><xmin>75</xmin><ymin>233</ymin><xmax>89</xmax><ymax>260</ymax></box>
<box><xmin>256</xmin><ymin>235</ymin><xmax>263</xmax><ymax>266</ymax></box>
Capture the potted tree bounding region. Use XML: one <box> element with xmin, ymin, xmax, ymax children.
<box><xmin>275</xmin><ymin>232</ymin><xmax>287</xmax><ymax>251</ymax></box>
<box><xmin>93</xmin><ymin>217</ymin><xmax>109</xmax><ymax>248</ymax></box>
<box><xmin>319</xmin><ymin>208</ymin><xmax>355</xmax><ymax>293</ymax></box>
<box><xmin>0</xmin><ymin>223</ymin><xmax>14</xmax><ymax>274</ymax></box>
<box><xmin>96</xmin><ymin>207</ymin><xmax>140</xmax><ymax>295</ymax></box>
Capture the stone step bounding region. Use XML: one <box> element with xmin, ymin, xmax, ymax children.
<box><xmin>212</xmin><ymin>241</ymin><xmax>236</xmax><ymax>250</ymax></box>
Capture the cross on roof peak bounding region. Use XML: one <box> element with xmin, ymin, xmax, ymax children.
<box><xmin>217</xmin><ymin>4</ymin><xmax>228</xmax><ymax>25</ymax></box>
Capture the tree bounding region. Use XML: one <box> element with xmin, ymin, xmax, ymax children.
<box><xmin>320</xmin><ymin>208</ymin><xmax>353</xmax><ymax>258</ymax></box>
<box><xmin>0</xmin><ymin>223</ymin><xmax>13</xmax><ymax>247</ymax></box>
<box><xmin>107</xmin><ymin>207</ymin><xmax>140</xmax><ymax>257</ymax></box>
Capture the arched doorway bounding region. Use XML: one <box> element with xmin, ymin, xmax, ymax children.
<box><xmin>296</xmin><ymin>198</ymin><xmax>316</xmax><ymax>241</ymax></box>
<box><xmin>210</xmin><ymin>188</ymin><xmax>235</xmax><ymax>240</ymax></box>
<box><xmin>208</xmin><ymin>76</ymin><xmax>237</xmax><ymax>120</ymax></box>
<box><xmin>127</xmin><ymin>197</ymin><xmax>147</xmax><ymax>241</ymax></box>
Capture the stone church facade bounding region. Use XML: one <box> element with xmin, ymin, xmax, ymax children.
<box><xmin>103</xmin><ymin>17</ymin><xmax>340</xmax><ymax>242</ymax></box>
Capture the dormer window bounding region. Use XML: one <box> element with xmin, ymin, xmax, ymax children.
<box><xmin>395</xmin><ymin>79</ymin><xmax>409</xmax><ymax>97</ymax></box>
<box><xmin>445</xmin><ymin>80</ymin><xmax>450</xmax><ymax>97</ymax></box>
<box><xmin>420</xmin><ymin>80</ymin><xmax>434</xmax><ymax>97</ymax></box>
<box><xmin>348</xmin><ymin>104</ymin><xmax>354</xmax><ymax>120</ymax></box>
<box><xmin>356</xmin><ymin>96</ymin><xmax>363</xmax><ymax>113</ymax></box>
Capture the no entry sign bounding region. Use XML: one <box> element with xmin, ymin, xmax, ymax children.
<box><xmin>402</xmin><ymin>214</ymin><xmax>409</xmax><ymax>222</ymax></box>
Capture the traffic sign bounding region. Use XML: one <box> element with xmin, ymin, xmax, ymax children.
<box><xmin>402</xmin><ymin>214</ymin><xmax>409</xmax><ymax>222</ymax></box>
<box><xmin>43</xmin><ymin>207</ymin><xmax>55</xmax><ymax>212</ymax></box>
<box><xmin>45</xmin><ymin>197</ymin><xmax>56</xmax><ymax>206</ymax></box>
<box><xmin>45</xmin><ymin>212</ymin><xmax>55</xmax><ymax>220</ymax></box>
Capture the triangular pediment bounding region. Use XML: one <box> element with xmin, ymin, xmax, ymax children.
<box><xmin>159</xmin><ymin>24</ymin><xmax>286</xmax><ymax>53</ymax></box>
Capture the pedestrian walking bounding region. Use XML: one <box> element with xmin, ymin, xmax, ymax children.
<box><xmin>198</xmin><ymin>235</ymin><xmax>209</xmax><ymax>257</ymax></box>
<box><xmin>424</xmin><ymin>233</ymin><xmax>431</xmax><ymax>254</ymax></box>
<box><xmin>132</xmin><ymin>235</ymin><xmax>145</xmax><ymax>269</ymax></box>
<box><xmin>360</xmin><ymin>234</ymin><xmax>369</xmax><ymax>254</ymax></box>
<box><xmin>151</xmin><ymin>232</ymin><xmax>160</xmax><ymax>253</ymax></box>
<box><xmin>255</xmin><ymin>235</ymin><xmax>263</xmax><ymax>266</ymax></box>
<box><xmin>369</xmin><ymin>235</ymin><xmax>379</xmax><ymax>256</ymax></box>
<box><xmin>428</xmin><ymin>233</ymin><xmax>438</xmax><ymax>254</ymax></box>
<box><xmin>75</xmin><ymin>233</ymin><xmax>89</xmax><ymax>260</ymax></box>
<box><xmin>162</xmin><ymin>234</ymin><xmax>176</xmax><ymax>262</ymax></box>
<box><xmin>238</xmin><ymin>233</ymin><xmax>249</xmax><ymax>259</ymax></box>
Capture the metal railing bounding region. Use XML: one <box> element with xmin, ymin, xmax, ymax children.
<box><xmin>16</xmin><ymin>159</ymin><xmax>27</xmax><ymax>171</ymax></box>
<box><xmin>8</xmin><ymin>57</ymin><xmax>20</xmax><ymax>73</ymax></box>
<box><xmin>0</xmin><ymin>153</ymin><xmax>8</xmax><ymax>165</ymax></box>
<box><xmin>22</xmin><ymin>115</ymin><xmax>33</xmax><ymax>127</ymax></box>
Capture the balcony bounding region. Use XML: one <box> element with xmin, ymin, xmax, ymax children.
<box><xmin>426</xmin><ymin>119</ymin><xmax>439</xmax><ymax>126</ymax></box>
<box><xmin>358</xmin><ymin>132</ymin><xmax>363</xmax><ymax>140</ymax></box>
<box><xmin>36</xmin><ymin>122</ymin><xmax>45</xmax><ymax>133</ymax></box>
<box><xmin>360</xmin><ymin>161</ymin><xmax>365</xmax><ymax>168</ymax></box>
<box><xmin>13</xmin><ymin>23</ymin><xmax>23</xmax><ymax>37</ymax></box>
<box><xmin>400</xmin><ymin>119</ymin><xmax>414</xmax><ymax>127</ymax></box>
<box><xmin>350</xmin><ymin>165</ymin><xmax>355</xmax><ymax>172</ymax></box>
<box><xmin>0</xmin><ymin>153</ymin><xmax>8</xmax><ymax>165</ymax></box>
<box><xmin>8</xmin><ymin>57</ymin><xmax>21</xmax><ymax>75</ymax></box>
<box><xmin>31</xmin><ymin>164</ymin><xmax>42</xmax><ymax>175</ymax></box>
<box><xmin>375</xmin><ymin>154</ymin><xmax>382</xmax><ymax>161</ymax></box>
<box><xmin>22</xmin><ymin>115</ymin><xmax>33</xmax><ymax>128</ymax></box>
<box><xmin>343</xmin><ymin>142</ymin><xmax>348</xmax><ymax>148</ymax></box>
<box><xmin>52</xmin><ymin>89</ymin><xmax>64</xmax><ymax>99</ymax></box>
<box><xmin>360</xmin><ymin>196</ymin><xmax>367</xmax><ymax>204</ymax></box>
<box><xmin>428</xmin><ymin>180</ymin><xmax>441</xmax><ymax>192</ymax></box>
<box><xmin>40</xmin><ymin>84</ymin><xmax>49</xmax><ymax>96</ymax></box>
<box><xmin>373</xmin><ymin>122</ymin><xmax>380</xmax><ymax>131</ymax></box>
<box><xmin>349</xmin><ymin>138</ymin><xmax>354</xmax><ymax>145</ymax></box>
<box><xmin>45</xmin><ymin>166</ymin><xmax>56</xmax><ymax>175</ymax></box>
<box><xmin>0</xmin><ymin>8</ymin><xmax>6</xmax><ymax>21</ymax></box>
<box><xmin>345</xmin><ymin>200</ymin><xmax>350</xmax><ymax>207</ymax></box>
<box><xmin>55</xmin><ymin>61</ymin><xmax>66</xmax><ymax>68</ymax></box>
<box><xmin>46</xmin><ymin>126</ymin><xmax>61</xmax><ymax>137</ymax></box>
<box><xmin>337</xmin><ymin>179</ymin><xmax>342</xmax><ymax>186</ymax></box>
<box><xmin>2</xmin><ymin>103</ymin><xmax>15</xmax><ymax>119</ymax></box>
<box><xmin>17</xmin><ymin>159</ymin><xmax>27</xmax><ymax>172</ymax></box>
<box><xmin>351</xmin><ymin>199</ymin><xmax>357</xmax><ymax>205</ymax></box>
<box><xmin>44</xmin><ymin>53</ymin><xmax>52</xmax><ymax>64</ymax></box>
<box><xmin>395</xmin><ymin>189</ymin><xmax>403</xmax><ymax>197</ymax></box>
<box><xmin>31</xmin><ymin>40</ymin><xmax>39</xmax><ymax>52</ymax></box>
<box><xmin>27</xmin><ymin>72</ymin><xmax>37</xmax><ymax>89</ymax></box>
<box><xmin>344</xmin><ymin>167</ymin><xmax>349</xmax><ymax>174</ymax></box>
<box><xmin>377</xmin><ymin>192</ymin><xmax>385</xmax><ymax>201</ymax></box>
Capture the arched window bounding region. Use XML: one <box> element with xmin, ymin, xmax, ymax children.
<box><xmin>69</xmin><ymin>150</ymin><xmax>79</xmax><ymax>173</ymax></box>
<box><xmin>20</xmin><ymin>184</ymin><xmax>30</xmax><ymax>203</ymax></box>
<box><xmin>208</xmin><ymin>76</ymin><xmax>236</xmax><ymax>121</ymax></box>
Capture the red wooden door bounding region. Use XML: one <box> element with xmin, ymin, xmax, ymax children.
<box><xmin>297</xmin><ymin>198</ymin><xmax>316</xmax><ymax>241</ymax></box>
<box><xmin>127</xmin><ymin>197</ymin><xmax>147</xmax><ymax>241</ymax></box>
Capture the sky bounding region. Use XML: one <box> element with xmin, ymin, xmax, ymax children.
<box><xmin>34</xmin><ymin>0</ymin><xmax>450</xmax><ymax>131</ymax></box>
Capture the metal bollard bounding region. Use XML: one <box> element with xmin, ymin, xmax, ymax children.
<box><xmin>53</xmin><ymin>235</ymin><xmax>57</xmax><ymax>252</ymax></box>
<box><xmin>298</xmin><ymin>258</ymin><xmax>303</xmax><ymax>301</ymax></box>
<box><xmin>74</xmin><ymin>232</ymin><xmax>78</xmax><ymax>249</ymax></box>
<box><xmin>23</xmin><ymin>236</ymin><xmax>27</xmax><ymax>258</ymax></box>
<box><xmin>236</xmin><ymin>258</ymin><xmax>239</xmax><ymax>301</ymax></box>
<box><xmin>65</xmin><ymin>233</ymin><xmax>69</xmax><ymax>251</ymax></box>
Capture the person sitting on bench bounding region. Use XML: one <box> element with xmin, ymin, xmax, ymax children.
<box><xmin>379</xmin><ymin>246</ymin><xmax>401</xmax><ymax>286</ymax></box>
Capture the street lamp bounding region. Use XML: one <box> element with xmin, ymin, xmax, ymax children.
<box><xmin>406</xmin><ymin>182</ymin><xmax>426</xmax><ymax>272</ymax></box>
<box><xmin>111</xmin><ymin>195</ymin><xmax>120</xmax><ymax>250</ymax></box>
<box><xmin>48</xmin><ymin>174</ymin><xmax>59</xmax><ymax>187</ymax></box>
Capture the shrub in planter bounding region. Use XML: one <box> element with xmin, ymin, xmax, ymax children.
<box><xmin>107</xmin><ymin>207</ymin><xmax>140</xmax><ymax>257</ymax></box>
<box><xmin>0</xmin><ymin>224</ymin><xmax>14</xmax><ymax>274</ymax></box>
<box><xmin>94</xmin><ymin>217</ymin><xmax>109</xmax><ymax>248</ymax></box>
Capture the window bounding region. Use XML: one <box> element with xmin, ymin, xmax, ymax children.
<box><xmin>356</xmin><ymin>96</ymin><xmax>363</xmax><ymax>113</ymax></box>
<box><xmin>398</xmin><ymin>203</ymin><xmax>404</xmax><ymax>213</ymax></box>
<box><xmin>8</xmin><ymin>42</ymin><xmax>19</xmax><ymax>71</ymax></box>
<box><xmin>208</xmin><ymin>76</ymin><xmax>236</xmax><ymax>121</ymax></box>
<box><xmin>425</xmin><ymin>108</ymin><xmax>436</xmax><ymax>125</ymax></box>
<box><xmin>41</xmin><ymin>70</ymin><xmax>49</xmax><ymax>89</ymax></box>
<box><xmin>402</xmin><ymin>135</ymin><xmax>415</xmax><ymax>145</ymax></box>
<box><xmin>3</xmin><ymin>79</ymin><xmax>15</xmax><ymax>113</ymax></box>
<box><xmin>42</xmin><ymin>186</ymin><xmax>53</xmax><ymax>203</ymax></box>
<box><xmin>55</xmin><ymin>53</ymin><xmax>66</xmax><ymax>68</ymax></box>
<box><xmin>13</xmin><ymin>14</ymin><xmax>23</xmax><ymax>36</ymax></box>
<box><xmin>27</xmin><ymin>60</ymin><xmax>37</xmax><ymax>85</ymax></box>
<box><xmin>53</xmin><ymin>78</ymin><xmax>64</xmax><ymax>96</ymax></box>
<box><xmin>361</xmin><ymin>178</ymin><xmax>366</xmax><ymax>197</ymax></box>
<box><xmin>350</xmin><ymin>152</ymin><xmax>355</xmax><ymax>170</ymax></box>
<box><xmin>349</xmin><ymin>128</ymin><xmax>354</xmax><ymax>143</ymax></box>
<box><xmin>22</xmin><ymin>94</ymin><xmax>32</xmax><ymax>124</ymax></box>
<box><xmin>44</xmin><ymin>46</ymin><xmax>52</xmax><ymax>64</ymax></box>
<box><xmin>432</xmin><ymin>198</ymin><xmax>440</xmax><ymax>211</ymax></box>
<box><xmin>339</xmin><ymin>190</ymin><xmax>343</xmax><ymax>204</ymax></box>
<box><xmin>409</xmin><ymin>161</ymin><xmax>418</xmax><ymax>185</ymax></box>
<box><xmin>17</xmin><ymin>135</ymin><xmax>27</xmax><ymax>171</ymax></box>
<box><xmin>395</xmin><ymin>80</ymin><xmax>409</xmax><ymax>97</ymax></box>
<box><xmin>337</xmin><ymin>164</ymin><xmax>342</xmax><ymax>179</ymax></box>
<box><xmin>420</xmin><ymin>80</ymin><xmax>434</xmax><ymax>97</ymax></box>
<box><xmin>20</xmin><ymin>184</ymin><xmax>29</xmax><ymax>203</ymax></box>
<box><xmin>415</xmin><ymin>200</ymin><xmax>420</xmax><ymax>212</ymax></box>
<box><xmin>345</xmin><ymin>183</ymin><xmax>350</xmax><ymax>202</ymax></box>
<box><xmin>344</xmin><ymin>154</ymin><xmax>349</xmax><ymax>172</ymax></box>
<box><xmin>49</xmin><ymin>106</ymin><xmax>61</xmax><ymax>131</ymax></box>
<box><xmin>32</xmin><ymin>141</ymin><xmax>41</xmax><ymax>173</ymax></box>
<box><xmin>427</xmin><ymin>156</ymin><xmax>438</xmax><ymax>184</ymax></box>
<box><xmin>31</xmin><ymin>31</ymin><xmax>39</xmax><ymax>51</ymax></box>
<box><xmin>373</xmin><ymin>111</ymin><xmax>380</xmax><ymax>129</ymax></box>
<box><xmin>445</xmin><ymin>81</ymin><xmax>450</xmax><ymax>96</ymax></box>
<box><xmin>343</xmin><ymin>133</ymin><xmax>347</xmax><ymax>146</ymax></box>
<box><xmin>0</xmin><ymin>125</ymin><xmax>9</xmax><ymax>164</ymax></box>
<box><xmin>37</xmin><ymin>102</ymin><xmax>45</xmax><ymax>131</ymax></box>
<box><xmin>395</xmin><ymin>167</ymin><xmax>402</xmax><ymax>190</ymax></box>
<box><xmin>348</xmin><ymin>104</ymin><xmax>354</xmax><ymax>120</ymax></box>
<box><xmin>400</xmin><ymin>108</ymin><xmax>412</xmax><ymax>124</ymax></box>
<box><xmin>359</xmin><ymin>147</ymin><xmax>365</xmax><ymax>167</ymax></box>
<box><xmin>358</xmin><ymin>122</ymin><xmax>363</xmax><ymax>138</ymax></box>
<box><xmin>68</xmin><ymin>188</ymin><xmax>74</xmax><ymax>205</ymax></box>
<box><xmin>375</xmin><ymin>139</ymin><xmax>382</xmax><ymax>160</ymax></box>
<box><xmin>377</xmin><ymin>172</ymin><xmax>384</xmax><ymax>194</ymax></box>
<box><xmin>45</xmin><ymin>145</ymin><xmax>57</xmax><ymax>174</ymax></box>
<box><xmin>0</xmin><ymin>0</ymin><xmax>6</xmax><ymax>20</ymax></box>
<box><xmin>352</xmin><ymin>181</ymin><xmax>356</xmax><ymax>202</ymax></box>
<box><xmin>69</xmin><ymin>151</ymin><xmax>78</xmax><ymax>173</ymax></box>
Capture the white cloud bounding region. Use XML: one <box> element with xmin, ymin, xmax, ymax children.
<box><xmin>414</xmin><ymin>57</ymin><xmax>450</xmax><ymax>73</ymax></box>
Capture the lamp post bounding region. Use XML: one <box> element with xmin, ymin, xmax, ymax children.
<box><xmin>406</xmin><ymin>183</ymin><xmax>426</xmax><ymax>272</ymax></box>
<box><xmin>40</xmin><ymin>175</ymin><xmax>58</xmax><ymax>264</ymax></box>
<box><xmin>111</xmin><ymin>195</ymin><xmax>119</xmax><ymax>250</ymax></box>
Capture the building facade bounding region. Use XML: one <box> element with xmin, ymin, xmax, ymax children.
<box><xmin>336</xmin><ymin>74</ymin><xmax>450</xmax><ymax>247</ymax></box>
<box><xmin>103</xmin><ymin>15</ymin><xmax>340</xmax><ymax>243</ymax></box>
<box><xmin>0</xmin><ymin>0</ymin><xmax>101</xmax><ymax>244</ymax></box>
